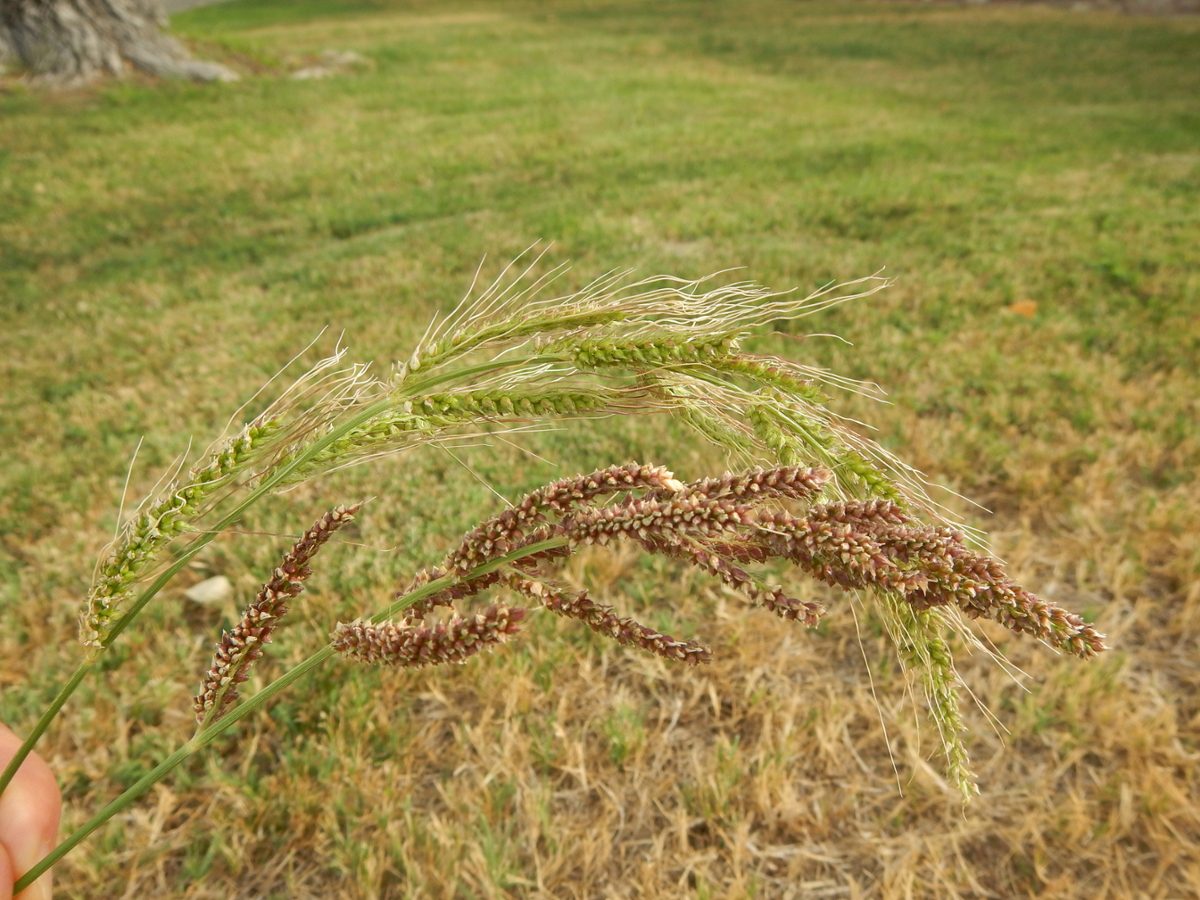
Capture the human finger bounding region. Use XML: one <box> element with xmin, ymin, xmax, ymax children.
<box><xmin>0</xmin><ymin>725</ymin><xmax>61</xmax><ymax>900</ymax></box>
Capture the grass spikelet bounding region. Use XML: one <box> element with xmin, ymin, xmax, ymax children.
<box><xmin>506</xmin><ymin>574</ymin><xmax>713</xmax><ymax>664</ymax></box>
<box><xmin>81</xmin><ymin>414</ymin><xmax>287</xmax><ymax>649</ymax></box>
<box><xmin>332</xmin><ymin>604</ymin><xmax>527</xmax><ymax>667</ymax></box>
<box><xmin>880</xmin><ymin>595</ymin><xmax>978</xmax><ymax>804</ymax></box>
<box><xmin>193</xmin><ymin>504</ymin><xmax>361</xmax><ymax>726</ymax></box>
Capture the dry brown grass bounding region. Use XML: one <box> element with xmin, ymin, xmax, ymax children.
<box><xmin>14</xmin><ymin>382</ymin><xmax>1198</xmax><ymax>897</ymax></box>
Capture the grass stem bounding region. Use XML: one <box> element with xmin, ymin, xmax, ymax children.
<box><xmin>0</xmin><ymin>661</ymin><xmax>93</xmax><ymax>800</ymax></box>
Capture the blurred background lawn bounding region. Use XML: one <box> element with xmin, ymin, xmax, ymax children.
<box><xmin>1</xmin><ymin>0</ymin><xmax>1198</xmax><ymax>896</ymax></box>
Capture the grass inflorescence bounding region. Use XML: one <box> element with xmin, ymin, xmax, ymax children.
<box><xmin>6</xmin><ymin>261</ymin><xmax>1105</xmax><ymax>894</ymax></box>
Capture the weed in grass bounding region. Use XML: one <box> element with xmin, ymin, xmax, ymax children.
<box><xmin>2</xmin><ymin>259</ymin><xmax>1105</xmax><ymax>894</ymax></box>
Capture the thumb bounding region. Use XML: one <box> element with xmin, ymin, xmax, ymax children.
<box><xmin>0</xmin><ymin>840</ymin><xmax>13</xmax><ymax>900</ymax></box>
<box><xmin>0</xmin><ymin>726</ymin><xmax>60</xmax><ymax>900</ymax></box>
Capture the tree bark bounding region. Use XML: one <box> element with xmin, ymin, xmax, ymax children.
<box><xmin>0</xmin><ymin>0</ymin><xmax>236</xmax><ymax>85</ymax></box>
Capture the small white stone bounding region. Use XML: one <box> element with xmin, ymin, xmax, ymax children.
<box><xmin>185</xmin><ymin>575</ymin><xmax>233</xmax><ymax>605</ymax></box>
<box><xmin>320</xmin><ymin>49</ymin><xmax>368</xmax><ymax>68</ymax></box>
<box><xmin>291</xmin><ymin>50</ymin><xmax>371</xmax><ymax>80</ymax></box>
<box><xmin>292</xmin><ymin>66</ymin><xmax>335</xmax><ymax>80</ymax></box>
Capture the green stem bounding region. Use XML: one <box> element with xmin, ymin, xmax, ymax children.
<box><xmin>14</xmin><ymin>534</ymin><xmax>571</xmax><ymax>892</ymax></box>
<box><xmin>0</xmin><ymin>662</ymin><xmax>93</xmax><ymax>800</ymax></box>
<box><xmin>14</xmin><ymin>741</ymin><xmax>197</xmax><ymax>893</ymax></box>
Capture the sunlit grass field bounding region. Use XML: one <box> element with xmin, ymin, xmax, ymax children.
<box><xmin>2</xmin><ymin>0</ymin><xmax>1198</xmax><ymax>895</ymax></box>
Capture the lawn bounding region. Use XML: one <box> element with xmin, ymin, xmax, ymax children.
<box><xmin>1</xmin><ymin>0</ymin><xmax>1198</xmax><ymax>896</ymax></box>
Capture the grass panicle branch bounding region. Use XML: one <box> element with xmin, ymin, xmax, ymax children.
<box><xmin>444</xmin><ymin>462</ymin><xmax>687</xmax><ymax>576</ymax></box>
<box><xmin>883</xmin><ymin>596</ymin><xmax>977</xmax><ymax>801</ymax></box>
<box><xmin>331</xmin><ymin>604</ymin><xmax>527</xmax><ymax>667</ymax></box>
<box><xmin>505</xmin><ymin>573</ymin><xmax>713</xmax><ymax>664</ymax></box>
<box><xmin>755</xmin><ymin>501</ymin><xmax>1106</xmax><ymax>658</ymax></box>
<box><xmin>193</xmin><ymin>503</ymin><xmax>362</xmax><ymax>727</ymax></box>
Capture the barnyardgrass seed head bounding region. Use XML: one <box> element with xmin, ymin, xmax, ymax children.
<box><xmin>194</xmin><ymin>504</ymin><xmax>361</xmax><ymax>725</ymax></box>
<box><xmin>331</xmin><ymin>604</ymin><xmax>527</xmax><ymax>667</ymax></box>
<box><xmin>505</xmin><ymin>573</ymin><xmax>712</xmax><ymax>664</ymax></box>
<box><xmin>331</xmin><ymin>461</ymin><xmax>1102</xmax><ymax>804</ymax></box>
<box><xmin>79</xmin><ymin>257</ymin><xmax>1106</xmax><ymax>806</ymax></box>
<box><xmin>82</xmin><ymin>416</ymin><xmax>285</xmax><ymax>649</ymax></box>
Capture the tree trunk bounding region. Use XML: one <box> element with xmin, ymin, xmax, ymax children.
<box><xmin>0</xmin><ymin>0</ymin><xmax>236</xmax><ymax>85</ymax></box>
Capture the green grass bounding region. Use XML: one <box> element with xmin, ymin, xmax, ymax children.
<box><xmin>1</xmin><ymin>1</ymin><xmax>1198</xmax><ymax>896</ymax></box>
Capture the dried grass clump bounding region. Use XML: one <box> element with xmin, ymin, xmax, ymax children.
<box><xmin>2</xmin><ymin>255</ymin><xmax>1104</xmax><ymax>894</ymax></box>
